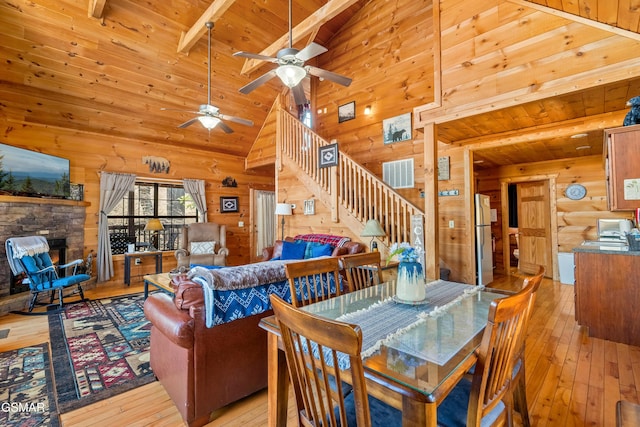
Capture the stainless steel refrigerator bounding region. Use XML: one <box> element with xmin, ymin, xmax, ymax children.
<box><xmin>475</xmin><ymin>193</ymin><xmax>493</xmax><ymax>286</ymax></box>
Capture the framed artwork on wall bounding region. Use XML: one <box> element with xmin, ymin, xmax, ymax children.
<box><xmin>338</xmin><ymin>101</ymin><xmax>355</xmax><ymax>123</ymax></box>
<box><xmin>383</xmin><ymin>112</ymin><xmax>412</xmax><ymax>144</ymax></box>
<box><xmin>220</xmin><ymin>196</ymin><xmax>239</xmax><ymax>213</ymax></box>
<box><xmin>318</xmin><ymin>143</ymin><xmax>339</xmax><ymax>168</ymax></box>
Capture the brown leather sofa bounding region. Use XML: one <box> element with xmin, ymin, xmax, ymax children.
<box><xmin>143</xmin><ymin>275</ymin><xmax>270</xmax><ymax>427</ymax></box>
<box><xmin>261</xmin><ymin>236</ymin><xmax>366</xmax><ymax>261</ymax></box>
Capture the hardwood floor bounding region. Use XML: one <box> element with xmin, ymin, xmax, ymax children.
<box><xmin>0</xmin><ymin>273</ymin><xmax>637</xmax><ymax>426</ymax></box>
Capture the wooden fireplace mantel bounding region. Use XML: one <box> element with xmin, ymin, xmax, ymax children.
<box><xmin>0</xmin><ymin>195</ymin><xmax>90</xmax><ymax>207</ymax></box>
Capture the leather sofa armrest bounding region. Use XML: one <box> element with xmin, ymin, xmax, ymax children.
<box><xmin>144</xmin><ymin>293</ymin><xmax>194</xmax><ymax>348</ymax></box>
<box><xmin>261</xmin><ymin>246</ymin><xmax>274</xmax><ymax>261</ymax></box>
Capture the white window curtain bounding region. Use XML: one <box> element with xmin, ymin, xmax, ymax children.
<box><xmin>183</xmin><ymin>179</ymin><xmax>207</xmax><ymax>223</ymax></box>
<box><xmin>97</xmin><ymin>172</ymin><xmax>137</xmax><ymax>282</ymax></box>
<box><xmin>256</xmin><ymin>190</ymin><xmax>276</xmax><ymax>256</ymax></box>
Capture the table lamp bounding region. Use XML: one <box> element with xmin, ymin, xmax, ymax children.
<box><xmin>275</xmin><ymin>203</ymin><xmax>293</xmax><ymax>240</ymax></box>
<box><xmin>361</xmin><ymin>219</ymin><xmax>385</xmax><ymax>251</ymax></box>
<box><xmin>144</xmin><ymin>218</ymin><xmax>164</xmax><ymax>251</ymax></box>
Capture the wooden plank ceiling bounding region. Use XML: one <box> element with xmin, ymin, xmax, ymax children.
<box><xmin>0</xmin><ymin>0</ymin><xmax>638</xmax><ymax>168</ymax></box>
<box><xmin>459</xmin><ymin>0</ymin><xmax>640</xmax><ymax>169</ymax></box>
<box><xmin>0</xmin><ymin>0</ymin><xmax>363</xmax><ymax>158</ymax></box>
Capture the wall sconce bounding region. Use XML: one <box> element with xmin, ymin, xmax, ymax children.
<box><xmin>364</xmin><ymin>105</ymin><xmax>372</xmax><ymax>115</ymax></box>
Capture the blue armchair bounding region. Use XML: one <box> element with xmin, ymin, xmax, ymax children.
<box><xmin>5</xmin><ymin>236</ymin><xmax>89</xmax><ymax>311</ymax></box>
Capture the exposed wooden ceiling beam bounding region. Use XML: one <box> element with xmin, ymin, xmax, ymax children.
<box><xmin>88</xmin><ymin>0</ymin><xmax>107</xmax><ymax>19</ymax></box>
<box><xmin>511</xmin><ymin>0</ymin><xmax>640</xmax><ymax>42</ymax></box>
<box><xmin>448</xmin><ymin>110</ymin><xmax>626</xmax><ymax>149</ymax></box>
<box><xmin>177</xmin><ymin>0</ymin><xmax>237</xmax><ymax>54</ymax></box>
<box><xmin>240</xmin><ymin>0</ymin><xmax>360</xmax><ymax>75</ymax></box>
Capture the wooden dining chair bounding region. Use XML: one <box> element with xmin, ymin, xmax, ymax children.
<box><xmin>285</xmin><ymin>257</ymin><xmax>343</xmax><ymax>307</ymax></box>
<box><xmin>270</xmin><ymin>294</ymin><xmax>400</xmax><ymax>427</ymax></box>
<box><xmin>340</xmin><ymin>252</ymin><xmax>384</xmax><ymax>292</ymax></box>
<box><xmin>437</xmin><ymin>275</ymin><xmax>536</xmax><ymax>427</ymax></box>
<box><xmin>512</xmin><ymin>265</ymin><xmax>545</xmax><ymax>427</ymax></box>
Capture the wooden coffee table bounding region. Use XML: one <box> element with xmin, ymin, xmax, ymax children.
<box><xmin>143</xmin><ymin>273</ymin><xmax>175</xmax><ymax>299</ymax></box>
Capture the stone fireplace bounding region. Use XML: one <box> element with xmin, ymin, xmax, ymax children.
<box><xmin>0</xmin><ymin>197</ymin><xmax>86</xmax><ymax>305</ymax></box>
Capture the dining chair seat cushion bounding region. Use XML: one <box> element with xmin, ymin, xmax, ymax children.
<box><xmin>341</xmin><ymin>392</ymin><xmax>402</xmax><ymax>426</ymax></box>
<box><xmin>437</xmin><ymin>378</ymin><xmax>504</xmax><ymax>427</ymax></box>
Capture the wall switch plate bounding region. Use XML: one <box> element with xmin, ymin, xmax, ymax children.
<box><xmin>134</xmin><ymin>258</ymin><xmax>141</xmax><ymax>265</ymax></box>
<box><xmin>238</xmin><ymin>221</ymin><xmax>244</xmax><ymax>227</ymax></box>
<box><xmin>449</xmin><ymin>220</ymin><xmax>455</xmax><ymax>228</ymax></box>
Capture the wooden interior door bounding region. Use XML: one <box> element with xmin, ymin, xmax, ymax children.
<box><xmin>517</xmin><ymin>181</ymin><xmax>552</xmax><ymax>276</ymax></box>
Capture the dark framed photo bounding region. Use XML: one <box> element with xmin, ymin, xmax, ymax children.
<box><xmin>338</xmin><ymin>101</ymin><xmax>355</xmax><ymax>123</ymax></box>
<box><xmin>318</xmin><ymin>143</ymin><xmax>339</xmax><ymax>168</ymax></box>
<box><xmin>220</xmin><ymin>196</ymin><xmax>239</xmax><ymax>213</ymax></box>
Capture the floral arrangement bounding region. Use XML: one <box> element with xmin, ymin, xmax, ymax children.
<box><xmin>387</xmin><ymin>242</ymin><xmax>420</xmax><ymax>264</ymax></box>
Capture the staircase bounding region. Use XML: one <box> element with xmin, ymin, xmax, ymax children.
<box><xmin>278</xmin><ymin>108</ymin><xmax>424</xmax><ymax>250</ymax></box>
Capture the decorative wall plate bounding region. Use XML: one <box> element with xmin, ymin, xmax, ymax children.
<box><xmin>566</xmin><ymin>183</ymin><xmax>587</xmax><ymax>200</ymax></box>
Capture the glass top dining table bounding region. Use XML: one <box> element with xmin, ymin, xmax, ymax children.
<box><xmin>260</xmin><ymin>279</ymin><xmax>508</xmax><ymax>427</ymax></box>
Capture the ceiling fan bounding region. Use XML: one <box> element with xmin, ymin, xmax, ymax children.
<box><xmin>162</xmin><ymin>22</ymin><xmax>253</xmax><ymax>133</ymax></box>
<box><xmin>233</xmin><ymin>0</ymin><xmax>352</xmax><ymax>105</ymax></box>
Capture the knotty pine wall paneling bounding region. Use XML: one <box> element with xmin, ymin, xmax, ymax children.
<box><xmin>313</xmin><ymin>0</ymin><xmax>435</xmax><ymax>212</ymax></box>
<box><xmin>474</xmin><ymin>155</ymin><xmax>634</xmax><ymax>277</ymax></box>
<box><xmin>0</xmin><ymin>118</ymin><xmax>273</xmax><ymax>285</ymax></box>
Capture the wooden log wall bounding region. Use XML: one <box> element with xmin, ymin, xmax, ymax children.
<box><xmin>412</xmin><ymin>0</ymin><xmax>640</xmax><ymax>283</ymax></box>
<box><xmin>312</xmin><ymin>0</ymin><xmax>435</xmax><ymax>212</ymax></box>
<box><xmin>0</xmin><ymin>118</ymin><xmax>273</xmax><ymax>286</ymax></box>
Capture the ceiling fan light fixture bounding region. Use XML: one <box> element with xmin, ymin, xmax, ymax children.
<box><xmin>198</xmin><ymin>115</ymin><xmax>221</xmax><ymax>130</ymax></box>
<box><xmin>275</xmin><ymin>64</ymin><xmax>307</xmax><ymax>88</ymax></box>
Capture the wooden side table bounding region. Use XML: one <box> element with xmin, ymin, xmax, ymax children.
<box><xmin>124</xmin><ymin>251</ymin><xmax>163</xmax><ymax>285</ymax></box>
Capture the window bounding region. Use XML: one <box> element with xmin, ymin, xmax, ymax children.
<box><xmin>108</xmin><ymin>181</ymin><xmax>199</xmax><ymax>254</ymax></box>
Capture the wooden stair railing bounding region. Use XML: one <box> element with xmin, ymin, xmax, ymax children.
<box><xmin>279</xmin><ymin>109</ymin><xmax>424</xmax><ymax>248</ymax></box>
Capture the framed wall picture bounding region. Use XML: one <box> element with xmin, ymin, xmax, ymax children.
<box><xmin>338</xmin><ymin>101</ymin><xmax>355</xmax><ymax>123</ymax></box>
<box><xmin>318</xmin><ymin>143</ymin><xmax>339</xmax><ymax>168</ymax></box>
<box><xmin>383</xmin><ymin>112</ymin><xmax>412</xmax><ymax>144</ymax></box>
<box><xmin>220</xmin><ymin>196</ymin><xmax>239</xmax><ymax>213</ymax></box>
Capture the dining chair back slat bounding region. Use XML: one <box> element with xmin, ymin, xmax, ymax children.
<box><xmin>340</xmin><ymin>252</ymin><xmax>384</xmax><ymax>292</ymax></box>
<box><xmin>270</xmin><ymin>294</ymin><xmax>372</xmax><ymax>427</ymax></box>
<box><xmin>285</xmin><ymin>257</ymin><xmax>343</xmax><ymax>307</ymax></box>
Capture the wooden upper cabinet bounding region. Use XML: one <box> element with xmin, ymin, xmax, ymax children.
<box><xmin>604</xmin><ymin>124</ymin><xmax>640</xmax><ymax>211</ymax></box>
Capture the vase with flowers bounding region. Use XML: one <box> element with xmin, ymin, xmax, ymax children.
<box><xmin>387</xmin><ymin>242</ymin><xmax>425</xmax><ymax>302</ymax></box>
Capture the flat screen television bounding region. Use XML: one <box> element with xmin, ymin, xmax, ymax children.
<box><xmin>0</xmin><ymin>143</ymin><xmax>70</xmax><ymax>198</ymax></box>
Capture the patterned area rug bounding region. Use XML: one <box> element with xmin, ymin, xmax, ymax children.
<box><xmin>48</xmin><ymin>293</ymin><xmax>154</xmax><ymax>413</ymax></box>
<box><xmin>0</xmin><ymin>343</ymin><xmax>60</xmax><ymax>427</ymax></box>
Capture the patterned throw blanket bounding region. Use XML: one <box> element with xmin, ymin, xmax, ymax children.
<box><xmin>189</xmin><ymin>260</ymin><xmax>289</xmax><ymax>291</ymax></box>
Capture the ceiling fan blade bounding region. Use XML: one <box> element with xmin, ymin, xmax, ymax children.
<box><xmin>217</xmin><ymin>121</ymin><xmax>234</xmax><ymax>134</ymax></box>
<box><xmin>233</xmin><ymin>51</ymin><xmax>278</xmax><ymax>63</ymax></box>
<box><xmin>219</xmin><ymin>114</ymin><xmax>254</xmax><ymax>127</ymax></box>
<box><xmin>291</xmin><ymin>84</ymin><xmax>308</xmax><ymax>106</ymax></box>
<box><xmin>296</xmin><ymin>42</ymin><xmax>328</xmax><ymax>62</ymax></box>
<box><xmin>238</xmin><ymin>69</ymin><xmax>278</xmax><ymax>94</ymax></box>
<box><xmin>306</xmin><ymin>65</ymin><xmax>352</xmax><ymax>87</ymax></box>
<box><xmin>178</xmin><ymin>118</ymin><xmax>199</xmax><ymax>128</ymax></box>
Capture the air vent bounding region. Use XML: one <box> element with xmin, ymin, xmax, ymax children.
<box><xmin>383</xmin><ymin>158</ymin><xmax>414</xmax><ymax>189</ymax></box>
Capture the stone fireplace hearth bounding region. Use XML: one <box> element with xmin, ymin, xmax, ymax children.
<box><xmin>0</xmin><ymin>196</ymin><xmax>88</xmax><ymax>313</ymax></box>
